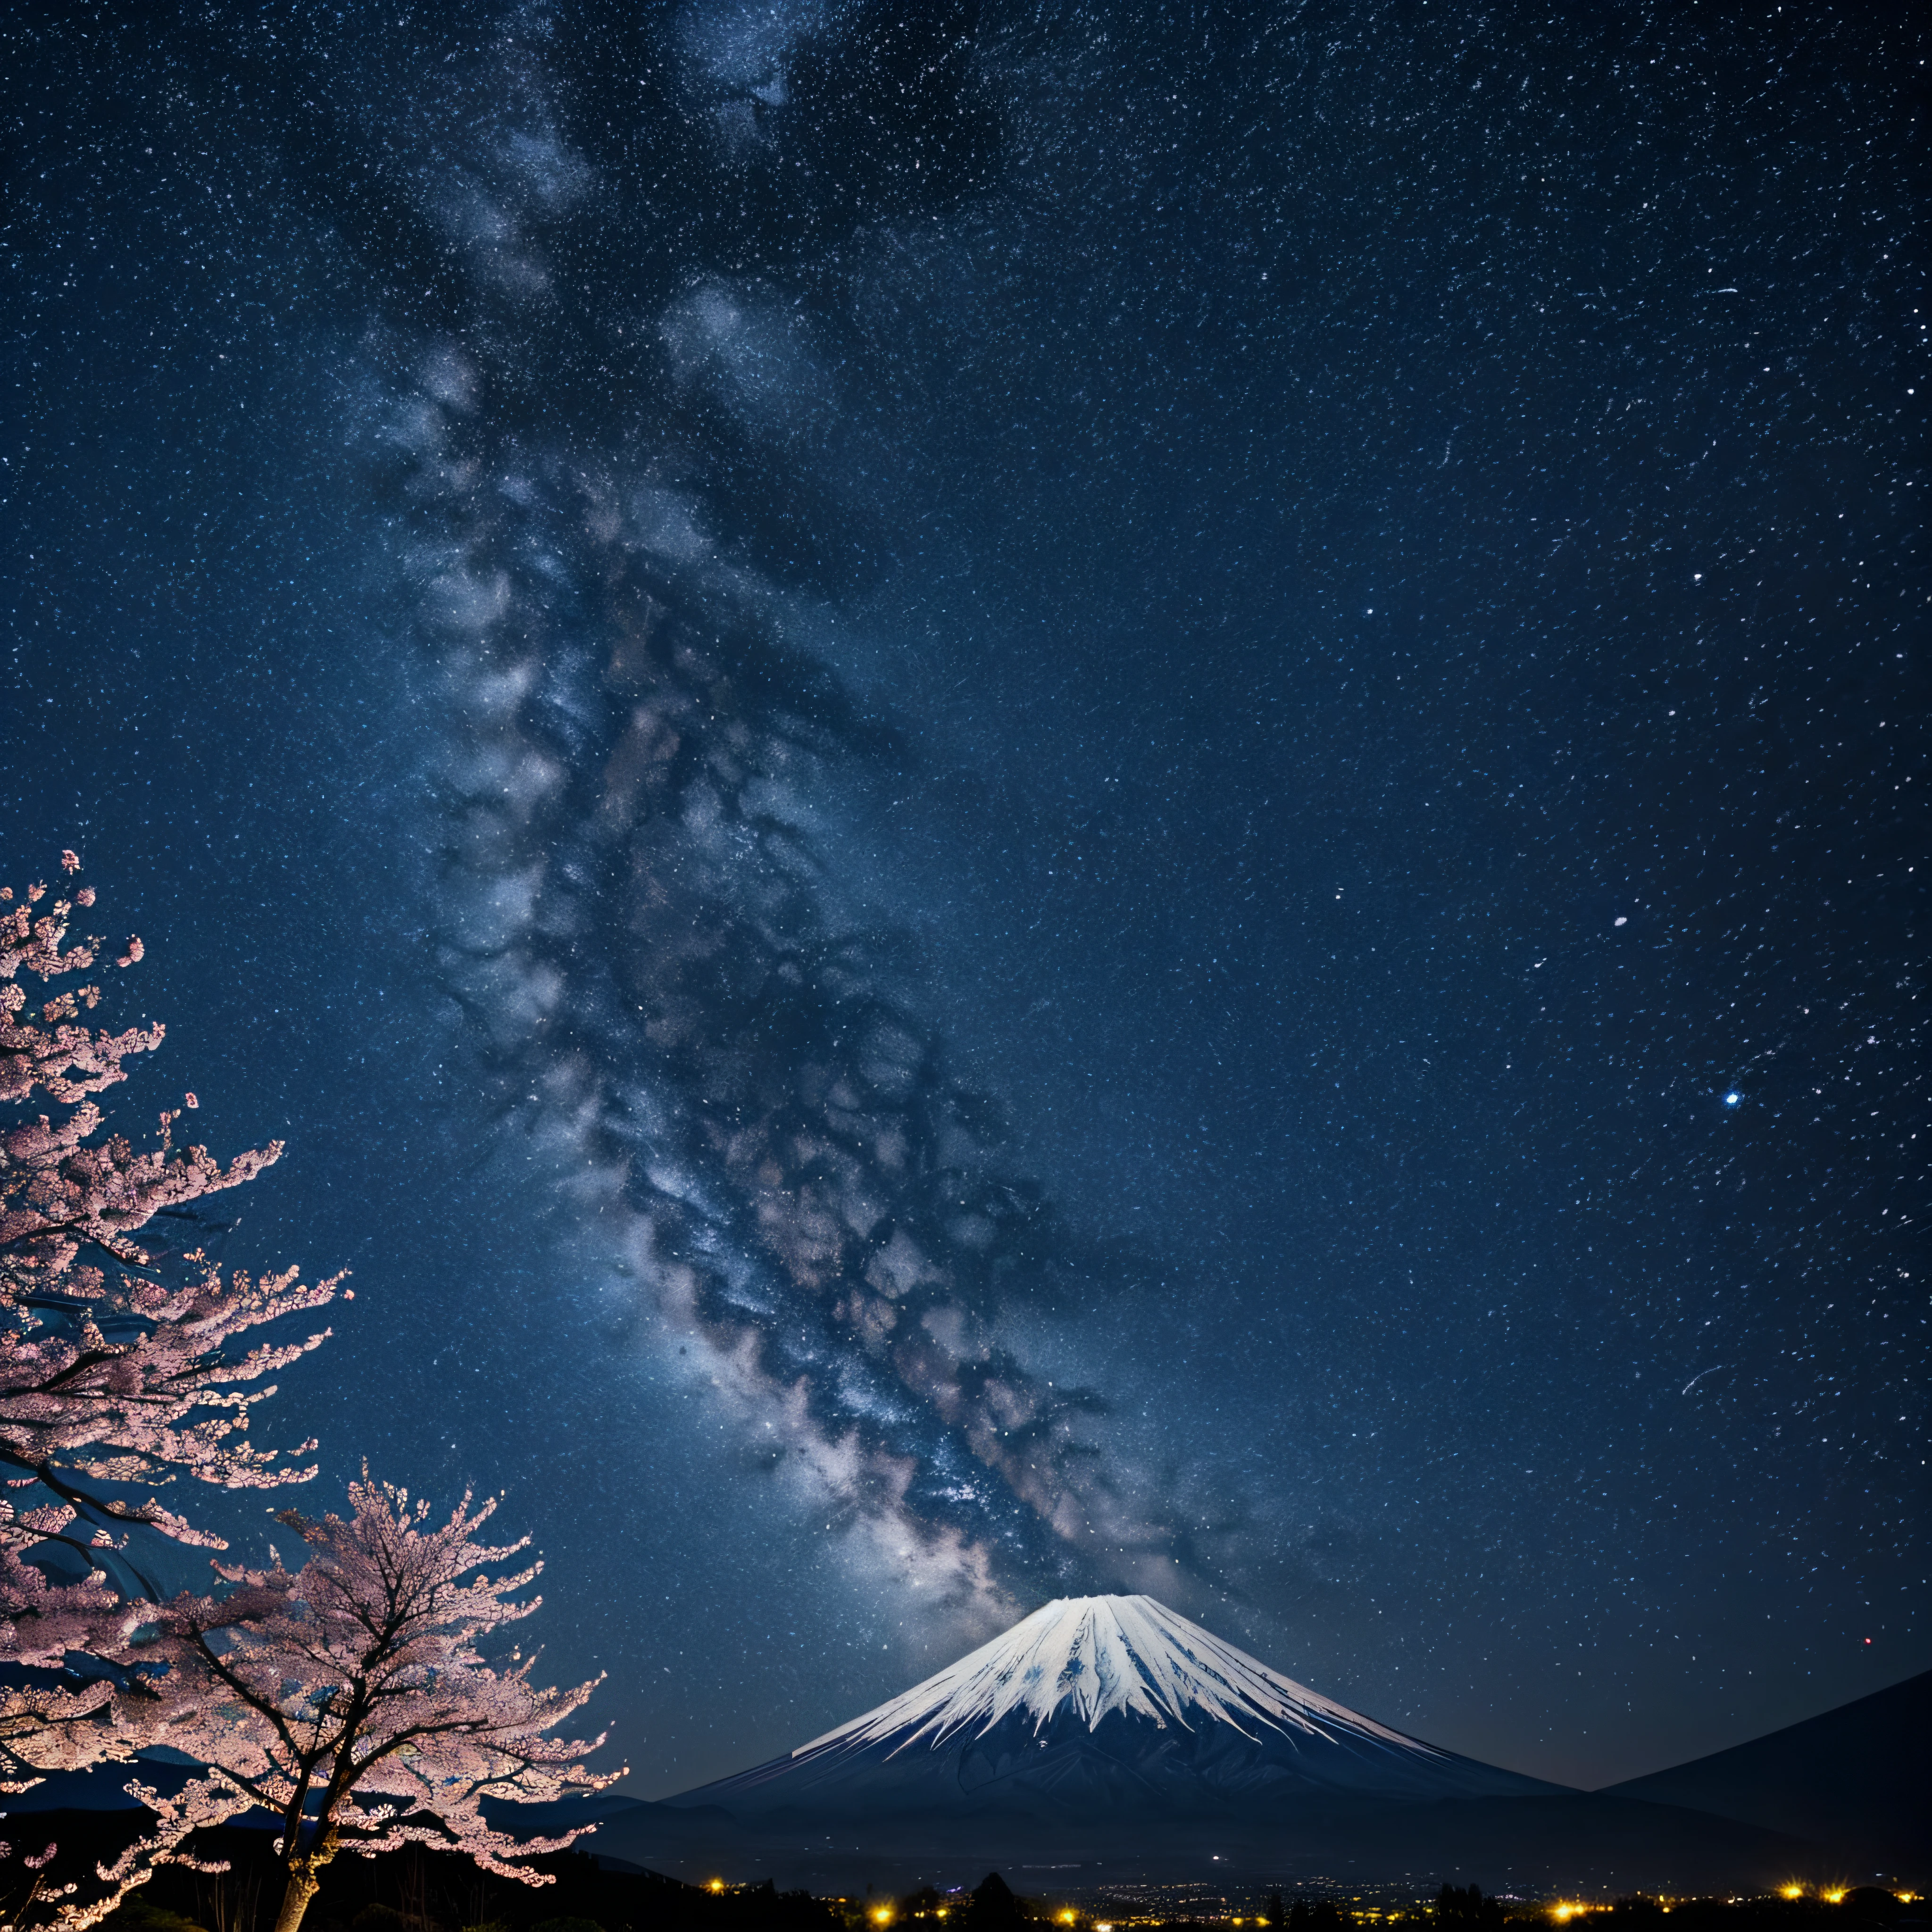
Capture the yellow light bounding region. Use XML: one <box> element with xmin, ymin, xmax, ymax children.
<box><xmin>708</xmin><ymin>1881</ymin><xmax>726</xmax><ymax>1895</ymax></box>
<box><xmin>873</xmin><ymin>1913</ymin><xmax>894</xmax><ymax>1925</ymax></box>
<box><xmin>1059</xmin><ymin>1915</ymin><xmax>1077</xmax><ymax>1925</ymax></box>
<box><xmin>1780</xmin><ymin>1889</ymin><xmax>1805</xmax><ymax>1902</ymax></box>
<box><xmin>1823</xmin><ymin>1894</ymin><xmax>1846</xmax><ymax>1907</ymax></box>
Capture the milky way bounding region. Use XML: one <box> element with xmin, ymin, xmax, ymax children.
<box><xmin>355</xmin><ymin>6</ymin><xmax>1194</xmax><ymax>1630</ymax></box>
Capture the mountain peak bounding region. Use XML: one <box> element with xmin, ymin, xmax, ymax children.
<box><xmin>797</xmin><ymin>1593</ymin><xmax>1422</xmax><ymax>1757</ymax></box>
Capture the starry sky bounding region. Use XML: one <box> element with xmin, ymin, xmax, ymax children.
<box><xmin>4</xmin><ymin>0</ymin><xmax>1926</xmax><ymax>1801</ymax></box>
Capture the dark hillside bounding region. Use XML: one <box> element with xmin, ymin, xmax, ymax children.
<box><xmin>1604</xmin><ymin>1672</ymin><xmax>1932</xmax><ymax>1871</ymax></box>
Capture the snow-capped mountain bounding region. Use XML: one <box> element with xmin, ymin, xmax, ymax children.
<box><xmin>665</xmin><ymin>1594</ymin><xmax>1563</xmax><ymax>1824</ymax></box>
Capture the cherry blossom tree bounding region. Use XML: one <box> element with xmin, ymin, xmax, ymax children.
<box><xmin>3</xmin><ymin>860</ymin><xmax>609</xmax><ymax>1929</ymax></box>
<box><xmin>143</xmin><ymin>1474</ymin><xmax>620</xmax><ymax>1932</ymax></box>
<box><xmin>0</xmin><ymin>851</ymin><xmax>341</xmax><ymax>1794</ymax></box>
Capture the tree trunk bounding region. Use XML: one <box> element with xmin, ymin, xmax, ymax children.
<box><xmin>270</xmin><ymin>1852</ymin><xmax>327</xmax><ymax>1932</ymax></box>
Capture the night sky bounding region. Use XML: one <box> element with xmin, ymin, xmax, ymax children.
<box><xmin>4</xmin><ymin>0</ymin><xmax>1926</xmax><ymax>1803</ymax></box>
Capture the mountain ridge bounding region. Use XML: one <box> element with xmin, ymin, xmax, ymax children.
<box><xmin>571</xmin><ymin>1598</ymin><xmax>1915</xmax><ymax>1889</ymax></box>
<box><xmin>1602</xmin><ymin>1667</ymin><xmax>1931</xmax><ymax>1870</ymax></box>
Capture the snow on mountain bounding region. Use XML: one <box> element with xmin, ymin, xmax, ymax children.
<box><xmin>796</xmin><ymin>1594</ymin><xmax>1422</xmax><ymax>1757</ymax></box>
<box><xmin>666</xmin><ymin>1594</ymin><xmax>1564</xmax><ymax>1824</ymax></box>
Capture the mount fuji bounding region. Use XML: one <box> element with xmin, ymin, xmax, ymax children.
<box><xmin>663</xmin><ymin>1594</ymin><xmax>1562</xmax><ymax>1825</ymax></box>
<box><xmin>575</xmin><ymin>1597</ymin><xmax>1854</xmax><ymax>1889</ymax></box>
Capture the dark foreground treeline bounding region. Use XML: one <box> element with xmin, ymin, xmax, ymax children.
<box><xmin>9</xmin><ymin>1820</ymin><xmax>1049</xmax><ymax>1932</ymax></box>
<box><xmin>3</xmin><ymin>1816</ymin><xmax>1921</xmax><ymax>1932</ymax></box>
<box><xmin>2</xmin><ymin>1818</ymin><xmax>836</xmax><ymax>1932</ymax></box>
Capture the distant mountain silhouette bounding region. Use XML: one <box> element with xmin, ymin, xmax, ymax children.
<box><xmin>1603</xmin><ymin>1670</ymin><xmax>1932</xmax><ymax>1874</ymax></box>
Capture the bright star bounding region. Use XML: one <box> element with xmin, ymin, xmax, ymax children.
<box><xmin>1723</xmin><ymin>1091</ymin><xmax>1741</xmax><ymax>1107</ymax></box>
